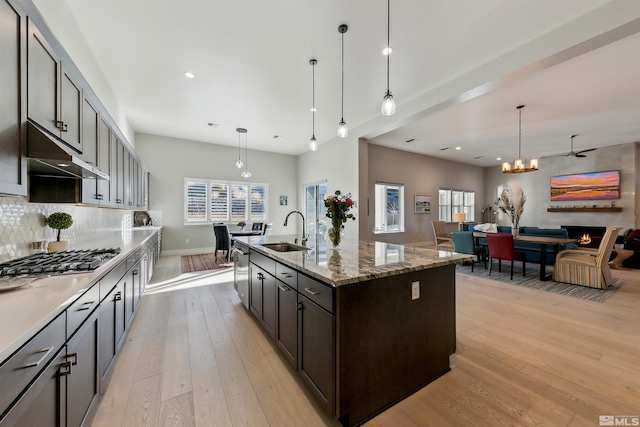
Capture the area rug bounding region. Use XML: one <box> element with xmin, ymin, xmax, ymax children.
<box><xmin>456</xmin><ymin>262</ymin><xmax>625</xmax><ymax>303</ymax></box>
<box><xmin>181</xmin><ymin>253</ymin><xmax>233</xmax><ymax>273</ymax></box>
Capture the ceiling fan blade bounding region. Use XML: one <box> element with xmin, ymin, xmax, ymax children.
<box><xmin>575</xmin><ymin>147</ymin><xmax>597</xmax><ymax>155</ymax></box>
<box><xmin>540</xmin><ymin>152</ymin><xmax>570</xmax><ymax>159</ymax></box>
<box><xmin>575</xmin><ymin>153</ymin><xmax>587</xmax><ymax>158</ymax></box>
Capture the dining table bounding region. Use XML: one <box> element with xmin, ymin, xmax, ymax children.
<box><xmin>230</xmin><ymin>230</ymin><xmax>263</xmax><ymax>237</ymax></box>
<box><xmin>473</xmin><ymin>232</ymin><xmax>578</xmax><ymax>281</ymax></box>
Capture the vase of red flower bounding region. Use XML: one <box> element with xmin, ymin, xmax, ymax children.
<box><xmin>324</xmin><ymin>190</ymin><xmax>356</xmax><ymax>251</ymax></box>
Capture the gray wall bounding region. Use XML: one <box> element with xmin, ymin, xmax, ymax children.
<box><xmin>362</xmin><ymin>143</ymin><xmax>486</xmax><ymax>244</ymax></box>
<box><xmin>484</xmin><ymin>142</ymin><xmax>637</xmax><ymax>232</ymax></box>
<box><xmin>135</xmin><ymin>133</ymin><xmax>298</xmax><ymax>254</ymax></box>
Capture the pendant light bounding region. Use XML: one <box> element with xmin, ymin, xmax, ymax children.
<box><xmin>337</xmin><ymin>24</ymin><xmax>349</xmax><ymax>138</ymax></box>
<box><xmin>309</xmin><ymin>59</ymin><xmax>318</xmax><ymax>151</ymax></box>
<box><xmin>234</xmin><ymin>128</ymin><xmax>244</xmax><ymax>169</ymax></box>
<box><xmin>236</xmin><ymin>128</ymin><xmax>251</xmax><ymax>178</ymax></box>
<box><xmin>381</xmin><ymin>0</ymin><xmax>396</xmax><ymax>116</ymax></box>
<box><xmin>502</xmin><ymin>105</ymin><xmax>539</xmax><ymax>173</ymax></box>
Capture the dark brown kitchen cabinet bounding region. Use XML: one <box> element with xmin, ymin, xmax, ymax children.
<box><xmin>0</xmin><ymin>0</ymin><xmax>27</xmax><ymax>196</ymax></box>
<box><xmin>276</xmin><ymin>281</ymin><xmax>297</xmax><ymax>368</ymax></box>
<box><xmin>250</xmin><ymin>264</ymin><xmax>276</xmax><ymax>338</ymax></box>
<box><xmin>297</xmin><ymin>293</ymin><xmax>335</xmax><ymax>416</ymax></box>
<box><xmin>27</xmin><ymin>21</ymin><xmax>83</xmax><ymax>153</ymax></box>
<box><xmin>66</xmin><ymin>308</ymin><xmax>99</xmax><ymax>427</ymax></box>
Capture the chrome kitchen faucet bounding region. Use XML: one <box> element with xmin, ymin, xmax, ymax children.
<box><xmin>284</xmin><ymin>211</ymin><xmax>307</xmax><ymax>246</ymax></box>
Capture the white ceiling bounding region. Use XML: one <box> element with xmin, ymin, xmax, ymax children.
<box><xmin>44</xmin><ymin>0</ymin><xmax>640</xmax><ymax>167</ymax></box>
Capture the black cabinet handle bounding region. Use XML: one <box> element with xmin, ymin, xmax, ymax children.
<box><xmin>95</xmin><ymin>194</ymin><xmax>103</xmax><ymax>200</ymax></box>
<box><xmin>132</xmin><ymin>270</ymin><xmax>139</xmax><ymax>276</ymax></box>
<box><xmin>55</xmin><ymin>121</ymin><xmax>68</xmax><ymax>132</ymax></box>
<box><xmin>116</xmin><ymin>199</ymin><xmax>122</xmax><ymax>204</ymax></box>
<box><xmin>257</xmin><ymin>272</ymin><xmax>264</xmax><ymax>280</ymax></box>
<box><xmin>114</xmin><ymin>291</ymin><xmax>122</xmax><ymax>301</ymax></box>
<box><xmin>60</xmin><ymin>361</ymin><xmax>72</xmax><ymax>376</ymax></box>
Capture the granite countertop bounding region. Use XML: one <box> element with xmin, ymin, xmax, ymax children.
<box><xmin>0</xmin><ymin>227</ymin><xmax>161</xmax><ymax>362</ymax></box>
<box><xmin>233</xmin><ymin>234</ymin><xmax>474</xmax><ymax>287</ymax></box>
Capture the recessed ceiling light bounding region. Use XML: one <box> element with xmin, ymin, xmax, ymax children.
<box><xmin>455</xmin><ymin>146</ymin><xmax>461</xmax><ymax>150</ymax></box>
<box><xmin>273</xmin><ymin>135</ymin><xmax>284</xmax><ymax>139</ymax></box>
<box><xmin>207</xmin><ymin>122</ymin><xmax>219</xmax><ymax>128</ymax></box>
<box><xmin>497</xmin><ymin>157</ymin><xmax>502</xmax><ymax>161</ymax></box>
<box><xmin>183</xmin><ymin>71</ymin><xmax>195</xmax><ymax>79</ymax></box>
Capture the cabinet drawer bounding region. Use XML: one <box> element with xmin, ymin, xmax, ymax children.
<box><xmin>0</xmin><ymin>313</ymin><xmax>65</xmax><ymax>417</ymax></box>
<box><xmin>99</xmin><ymin>259</ymin><xmax>127</xmax><ymax>302</ymax></box>
<box><xmin>275</xmin><ymin>262</ymin><xmax>297</xmax><ymax>290</ymax></box>
<box><xmin>250</xmin><ymin>250</ymin><xmax>275</xmax><ymax>277</ymax></box>
<box><xmin>126</xmin><ymin>248</ymin><xmax>142</xmax><ymax>271</ymax></box>
<box><xmin>67</xmin><ymin>283</ymin><xmax>100</xmax><ymax>337</ymax></box>
<box><xmin>298</xmin><ymin>274</ymin><xmax>334</xmax><ymax>313</ymax></box>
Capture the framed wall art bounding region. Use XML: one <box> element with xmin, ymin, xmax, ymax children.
<box><xmin>550</xmin><ymin>170</ymin><xmax>620</xmax><ymax>201</ymax></box>
<box><xmin>415</xmin><ymin>195</ymin><xmax>431</xmax><ymax>213</ymax></box>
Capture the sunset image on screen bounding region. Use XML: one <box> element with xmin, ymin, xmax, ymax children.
<box><xmin>550</xmin><ymin>170</ymin><xmax>620</xmax><ymax>201</ymax></box>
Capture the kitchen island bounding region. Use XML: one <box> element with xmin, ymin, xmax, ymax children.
<box><xmin>233</xmin><ymin>235</ymin><xmax>473</xmax><ymax>427</ymax></box>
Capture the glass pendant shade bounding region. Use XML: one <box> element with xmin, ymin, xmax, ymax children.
<box><xmin>309</xmin><ymin>136</ymin><xmax>318</xmax><ymax>151</ymax></box>
<box><xmin>241</xmin><ymin>170</ymin><xmax>252</xmax><ymax>178</ymax></box>
<box><xmin>337</xmin><ymin>120</ymin><xmax>348</xmax><ymax>138</ymax></box>
<box><xmin>235</xmin><ymin>158</ymin><xmax>243</xmax><ymax>169</ymax></box>
<box><xmin>382</xmin><ymin>91</ymin><xmax>396</xmax><ymax>116</ymax></box>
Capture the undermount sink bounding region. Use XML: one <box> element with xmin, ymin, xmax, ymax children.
<box><xmin>261</xmin><ymin>242</ymin><xmax>309</xmax><ymax>252</ymax></box>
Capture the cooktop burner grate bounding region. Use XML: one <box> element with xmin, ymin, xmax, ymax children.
<box><xmin>0</xmin><ymin>248</ymin><xmax>121</xmax><ymax>278</ymax></box>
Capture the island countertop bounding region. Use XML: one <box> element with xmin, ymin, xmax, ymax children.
<box><xmin>233</xmin><ymin>234</ymin><xmax>473</xmax><ymax>287</ymax></box>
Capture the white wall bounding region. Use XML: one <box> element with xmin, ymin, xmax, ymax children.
<box><xmin>484</xmin><ymin>142</ymin><xmax>637</xmax><ymax>231</ymax></box>
<box><xmin>362</xmin><ymin>143</ymin><xmax>486</xmax><ymax>244</ymax></box>
<box><xmin>135</xmin><ymin>133</ymin><xmax>298</xmax><ymax>254</ymax></box>
<box><xmin>297</xmin><ymin>135</ymin><xmax>360</xmax><ymax>240</ymax></box>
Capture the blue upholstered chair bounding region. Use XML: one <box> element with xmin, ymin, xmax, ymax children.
<box><xmin>452</xmin><ymin>231</ymin><xmax>485</xmax><ymax>271</ymax></box>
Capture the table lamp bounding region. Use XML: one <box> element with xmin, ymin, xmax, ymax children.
<box><xmin>454</xmin><ymin>213</ymin><xmax>466</xmax><ymax>231</ymax></box>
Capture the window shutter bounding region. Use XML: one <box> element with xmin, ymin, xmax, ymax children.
<box><xmin>185</xmin><ymin>181</ymin><xmax>207</xmax><ymax>223</ymax></box>
<box><xmin>230</xmin><ymin>184</ymin><xmax>248</xmax><ymax>222</ymax></box>
<box><xmin>210</xmin><ymin>183</ymin><xmax>229</xmax><ymax>222</ymax></box>
<box><xmin>251</xmin><ymin>185</ymin><xmax>267</xmax><ymax>221</ymax></box>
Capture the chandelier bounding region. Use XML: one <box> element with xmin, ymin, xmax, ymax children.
<box><xmin>502</xmin><ymin>105</ymin><xmax>539</xmax><ymax>173</ymax></box>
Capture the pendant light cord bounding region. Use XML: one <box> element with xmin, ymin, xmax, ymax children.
<box><xmin>517</xmin><ymin>105</ymin><xmax>524</xmax><ymax>158</ymax></box>
<box><xmin>386</xmin><ymin>0</ymin><xmax>390</xmax><ymax>93</ymax></box>
<box><xmin>312</xmin><ymin>61</ymin><xmax>316</xmax><ymax>137</ymax></box>
<box><xmin>341</xmin><ymin>31</ymin><xmax>345</xmax><ymax>121</ymax></box>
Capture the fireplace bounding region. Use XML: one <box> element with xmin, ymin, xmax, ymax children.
<box><xmin>561</xmin><ymin>225</ymin><xmax>606</xmax><ymax>248</ymax></box>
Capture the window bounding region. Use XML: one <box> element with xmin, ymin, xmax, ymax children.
<box><xmin>184</xmin><ymin>178</ymin><xmax>268</xmax><ymax>224</ymax></box>
<box><xmin>374</xmin><ymin>183</ymin><xmax>404</xmax><ymax>233</ymax></box>
<box><xmin>438</xmin><ymin>189</ymin><xmax>475</xmax><ymax>222</ymax></box>
<box><xmin>304</xmin><ymin>182</ymin><xmax>328</xmax><ymax>247</ymax></box>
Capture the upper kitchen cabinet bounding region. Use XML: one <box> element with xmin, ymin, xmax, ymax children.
<box><xmin>27</xmin><ymin>20</ymin><xmax>82</xmax><ymax>153</ymax></box>
<box><xmin>0</xmin><ymin>0</ymin><xmax>27</xmax><ymax>196</ymax></box>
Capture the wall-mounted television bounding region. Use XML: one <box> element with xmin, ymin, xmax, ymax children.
<box><xmin>550</xmin><ymin>170</ymin><xmax>620</xmax><ymax>201</ymax></box>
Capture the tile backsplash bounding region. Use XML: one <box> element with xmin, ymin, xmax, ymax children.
<box><xmin>0</xmin><ymin>196</ymin><xmax>162</xmax><ymax>262</ymax></box>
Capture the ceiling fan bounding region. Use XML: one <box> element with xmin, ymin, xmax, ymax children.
<box><xmin>543</xmin><ymin>135</ymin><xmax>597</xmax><ymax>158</ymax></box>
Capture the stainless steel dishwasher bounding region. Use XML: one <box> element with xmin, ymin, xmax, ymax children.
<box><xmin>233</xmin><ymin>244</ymin><xmax>249</xmax><ymax>309</ymax></box>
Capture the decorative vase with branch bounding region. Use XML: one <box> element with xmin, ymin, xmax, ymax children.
<box><xmin>495</xmin><ymin>181</ymin><xmax>526</xmax><ymax>236</ymax></box>
<box><xmin>46</xmin><ymin>212</ymin><xmax>73</xmax><ymax>252</ymax></box>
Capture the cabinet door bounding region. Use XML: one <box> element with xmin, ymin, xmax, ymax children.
<box><xmin>60</xmin><ymin>64</ymin><xmax>82</xmax><ymax>152</ymax></box>
<box><xmin>116</xmin><ymin>139</ymin><xmax>125</xmax><ymax>206</ymax></box>
<box><xmin>131</xmin><ymin>262</ymin><xmax>141</xmax><ymax>309</ymax></box>
<box><xmin>27</xmin><ymin>20</ymin><xmax>59</xmax><ymax>136</ymax></box>
<box><xmin>66</xmin><ymin>309</ymin><xmax>99</xmax><ymax>427</ymax></box>
<box><xmin>81</xmin><ymin>97</ymin><xmax>100</xmax><ymax>205</ymax></box>
<box><xmin>124</xmin><ymin>270</ymin><xmax>134</xmax><ymax>326</ymax></box>
<box><xmin>262</xmin><ymin>271</ymin><xmax>276</xmax><ymax>338</ymax></box>
<box><xmin>0</xmin><ymin>0</ymin><xmax>26</xmax><ymax>196</ymax></box>
<box><xmin>97</xmin><ymin>117</ymin><xmax>111</xmax><ymax>204</ymax></box>
<box><xmin>0</xmin><ymin>348</ymin><xmax>66</xmax><ymax>427</ymax></box>
<box><xmin>249</xmin><ymin>264</ymin><xmax>263</xmax><ymax>319</ymax></box>
<box><xmin>276</xmin><ymin>282</ymin><xmax>297</xmax><ymax>367</ymax></box>
<box><xmin>109</xmin><ymin>134</ymin><xmax>120</xmax><ymax>206</ymax></box>
<box><xmin>298</xmin><ymin>294</ymin><xmax>335</xmax><ymax>414</ymax></box>
<box><xmin>123</xmin><ymin>149</ymin><xmax>131</xmax><ymax>207</ymax></box>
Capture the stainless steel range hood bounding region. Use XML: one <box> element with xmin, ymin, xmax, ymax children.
<box><xmin>27</xmin><ymin>119</ymin><xmax>109</xmax><ymax>180</ymax></box>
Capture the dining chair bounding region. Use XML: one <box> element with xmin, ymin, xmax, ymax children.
<box><xmin>213</xmin><ymin>224</ymin><xmax>232</xmax><ymax>263</ymax></box>
<box><xmin>431</xmin><ymin>220</ymin><xmax>454</xmax><ymax>251</ymax></box>
<box><xmin>263</xmin><ymin>223</ymin><xmax>273</xmax><ymax>235</ymax></box>
<box><xmin>452</xmin><ymin>231</ymin><xmax>485</xmax><ymax>271</ymax></box>
<box><xmin>486</xmin><ymin>233</ymin><xmax>526</xmax><ymax>279</ymax></box>
<box><xmin>553</xmin><ymin>226</ymin><xmax>621</xmax><ymax>289</ymax></box>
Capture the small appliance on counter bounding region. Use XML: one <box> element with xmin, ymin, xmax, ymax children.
<box><xmin>134</xmin><ymin>211</ymin><xmax>152</xmax><ymax>227</ymax></box>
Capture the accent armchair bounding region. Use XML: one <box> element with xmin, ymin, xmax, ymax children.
<box><xmin>432</xmin><ymin>221</ymin><xmax>454</xmax><ymax>251</ymax></box>
<box><xmin>553</xmin><ymin>226</ymin><xmax>621</xmax><ymax>289</ymax></box>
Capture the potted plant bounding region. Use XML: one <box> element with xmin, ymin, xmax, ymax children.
<box><xmin>46</xmin><ymin>212</ymin><xmax>73</xmax><ymax>252</ymax></box>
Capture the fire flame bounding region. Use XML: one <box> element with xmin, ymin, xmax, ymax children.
<box><xmin>579</xmin><ymin>233</ymin><xmax>591</xmax><ymax>245</ymax></box>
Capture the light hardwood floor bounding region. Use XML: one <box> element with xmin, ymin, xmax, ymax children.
<box><xmin>91</xmin><ymin>255</ymin><xmax>640</xmax><ymax>427</ymax></box>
